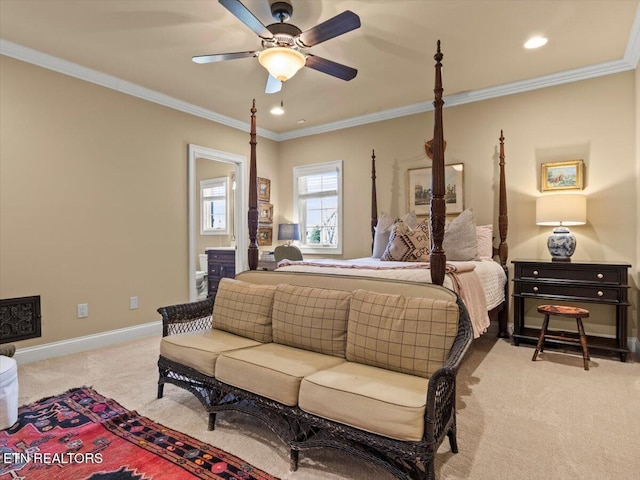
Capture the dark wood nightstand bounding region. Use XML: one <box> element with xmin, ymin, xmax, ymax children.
<box><xmin>512</xmin><ymin>260</ymin><xmax>630</xmax><ymax>362</ymax></box>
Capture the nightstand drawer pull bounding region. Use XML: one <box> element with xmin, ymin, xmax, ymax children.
<box><xmin>532</xmin><ymin>287</ymin><xmax>539</xmax><ymax>293</ymax></box>
<box><xmin>533</xmin><ymin>270</ymin><xmax>539</xmax><ymax>276</ymax></box>
<box><xmin>597</xmin><ymin>273</ymin><xmax>604</xmax><ymax>279</ymax></box>
<box><xmin>597</xmin><ymin>290</ymin><xmax>604</xmax><ymax>297</ymax></box>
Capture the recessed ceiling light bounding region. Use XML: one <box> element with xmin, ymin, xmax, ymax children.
<box><xmin>270</xmin><ymin>101</ymin><xmax>285</xmax><ymax>115</ymax></box>
<box><xmin>297</xmin><ymin>119</ymin><xmax>306</xmax><ymax>124</ymax></box>
<box><xmin>524</xmin><ymin>36</ymin><xmax>548</xmax><ymax>49</ymax></box>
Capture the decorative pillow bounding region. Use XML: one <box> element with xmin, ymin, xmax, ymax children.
<box><xmin>443</xmin><ymin>209</ymin><xmax>478</xmax><ymax>261</ymax></box>
<box><xmin>400</xmin><ymin>211</ymin><xmax>418</xmax><ymax>229</ymax></box>
<box><xmin>476</xmin><ymin>224</ymin><xmax>494</xmax><ymax>260</ymax></box>
<box><xmin>212</xmin><ymin>278</ymin><xmax>276</xmax><ymax>342</ymax></box>
<box><xmin>346</xmin><ymin>289</ymin><xmax>459</xmax><ymax>378</ymax></box>
<box><xmin>372</xmin><ymin>212</ymin><xmax>395</xmax><ymax>258</ymax></box>
<box><xmin>380</xmin><ymin>218</ymin><xmax>430</xmax><ymax>262</ymax></box>
<box><xmin>272</xmin><ymin>284</ymin><xmax>352</xmax><ymax>357</ymax></box>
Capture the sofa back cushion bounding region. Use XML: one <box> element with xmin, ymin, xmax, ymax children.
<box><xmin>346</xmin><ymin>289</ymin><xmax>459</xmax><ymax>378</ymax></box>
<box><xmin>212</xmin><ymin>278</ymin><xmax>276</xmax><ymax>342</ymax></box>
<box><xmin>272</xmin><ymin>284</ymin><xmax>351</xmax><ymax>357</ymax></box>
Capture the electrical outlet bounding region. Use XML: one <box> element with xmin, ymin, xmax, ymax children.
<box><xmin>129</xmin><ymin>296</ymin><xmax>139</xmax><ymax>310</ymax></box>
<box><xmin>77</xmin><ymin>303</ymin><xmax>88</xmax><ymax>318</ymax></box>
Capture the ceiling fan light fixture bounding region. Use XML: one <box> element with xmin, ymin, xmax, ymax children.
<box><xmin>258</xmin><ymin>47</ymin><xmax>306</xmax><ymax>82</ymax></box>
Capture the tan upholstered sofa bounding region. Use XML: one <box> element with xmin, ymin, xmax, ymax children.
<box><xmin>157</xmin><ymin>271</ymin><xmax>472</xmax><ymax>480</ymax></box>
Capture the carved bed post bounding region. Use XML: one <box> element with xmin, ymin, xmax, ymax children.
<box><xmin>497</xmin><ymin>130</ymin><xmax>510</xmax><ymax>338</ymax></box>
<box><xmin>430</xmin><ymin>41</ymin><xmax>446</xmax><ymax>286</ymax></box>
<box><xmin>371</xmin><ymin>149</ymin><xmax>378</xmax><ymax>251</ymax></box>
<box><xmin>498</xmin><ymin>130</ymin><xmax>509</xmax><ymax>267</ymax></box>
<box><xmin>248</xmin><ymin>100</ymin><xmax>259</xmax><ymax>270</ymax></box>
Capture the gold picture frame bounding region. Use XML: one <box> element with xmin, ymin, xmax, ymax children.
<box><xmin>407</xmin><ymin>163</ymin><xmax>464</xmax><ymax>216</ymax></box>
<box><xmin>258</xmin><ymin>177</ymin><xmax>271</xmax><ymax>202</ymax></box>
<box><xmin>258</xmin><ymin>203</ymin><xmax>273</xmax><ymax>224</ymax></box>
<box><xmin>540</xmin><ymin>160</ymin><xmax>584</xmax><ymax>192</ymax></box>
<box><xmin>257</xmin><ymin>226</ymin><xmax>273</xmax><ymax>246</ymax></box>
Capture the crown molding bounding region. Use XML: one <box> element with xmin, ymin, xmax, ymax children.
<box><xmin>3</xmin><ymin>2</ymin><xmax>639</xmax><ymax>145</ymax></box>
<box><xmin>280</xmin><ymin>55</ymin><xmax>638</xmax><ymax>141</ymax></box>
<box><xmin>0</xmin><ymin>40</ymin><xmax>280</xmax><ymax>141</ymax></box>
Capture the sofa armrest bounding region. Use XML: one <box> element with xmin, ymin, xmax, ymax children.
<box><xmin>157</xmin><ymin>297</ymin><xmax>214</xmax><ymax>337</ymax></box>
<box><xmin>424</xmin><ymin>296</ymin><xmax>473</xmax><ymax>445</ymax></box>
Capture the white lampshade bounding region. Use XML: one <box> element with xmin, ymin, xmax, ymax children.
<box><xmin>258</xmin><ymin>47</ymin><xmax>306</xmax><ymax>82</ymax></box>
<box><xmin>536</xmin><ymin>194</ymin><xmax>587</xmax><ymax>226</ymax></box>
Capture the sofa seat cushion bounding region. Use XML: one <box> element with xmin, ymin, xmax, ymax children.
<box><xmin>160</xmin><ymin>330</ymin><xmax>261</xmax><ymax>377</ymax></box>
<box><xmin>347</xmin><ymin>289</ymin><xmax>459</xmax><ymax>378</ymax></box>
<box><xmin>272</xmin><ymin>284</ymin><xmax>351</xmax><ymax>357</ymax></box>
<box><xmin>213</xmin><ymin>278</ymin><xmax>276</xmax><ymax>342</ymax></box>
<box><xmin>216</xmin><ymin>343</ymin><xmax>344</xmax><ymax>406</ymax></box>
<box><xmin>299</xmin><ymin>361</ymin><xmax>429</xmax><ymax>442</ymax></box>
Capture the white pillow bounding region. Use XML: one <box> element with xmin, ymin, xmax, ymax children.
<box><xmin>476</xmin><ymin>225</ymin><xmax>494</xmax><ymax>260</ymax></box>
<box><xmin>443</xmin><ymin>209</ymin><xmax>477</xmax><ymax>261</ymax></box>
<box><xmin>372</xmin><ymin>212</ymin><xmax>395</xmax><ymax>258</ymax></box>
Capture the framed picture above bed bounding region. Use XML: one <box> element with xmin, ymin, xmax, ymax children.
<box><xmin>540</xmin><ymin>160</ymin><xmax>584</xmax><ymax>192</ymax></box>
<box><xmin>407</xmin><ymin>163</ymin><xmax>464</xmax><ymax>216</ymax></box>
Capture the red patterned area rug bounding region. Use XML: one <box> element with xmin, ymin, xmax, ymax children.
<box><xmin>0</xmin><ymin>387</ymin><xmax>279</xmax><ymax>480</ymax></box>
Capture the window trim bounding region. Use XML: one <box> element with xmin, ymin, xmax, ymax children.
<box><xmin>293</xmin><ymin>160</ymin><xmax>343</xmax><ymax>255</ymax></box>
<box><xmin>200</xmin><ymin>176</ymin><xmax>229</xmax><ymax>235</ymax></box>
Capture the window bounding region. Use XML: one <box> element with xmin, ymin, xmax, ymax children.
<box><xmin>200</xmin><ymin>177</ymin><xmax>228</xmax><ymax>235</ymax></box>
<box><xmin>293</xmin><ymin>160</ymin><xmax>343</xmax><ymax>254</ymax></box>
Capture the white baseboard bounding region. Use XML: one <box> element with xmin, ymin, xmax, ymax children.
<box><xmin>14</xmin><ymin>321</ymin><xmax>162</xmax><ymax>365</ymax></box>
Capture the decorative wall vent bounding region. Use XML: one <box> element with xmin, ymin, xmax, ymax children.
<box><xmin>0</xmin><ymin>296</ymin><xmax>41</xmax><ymax>343</ymax></box>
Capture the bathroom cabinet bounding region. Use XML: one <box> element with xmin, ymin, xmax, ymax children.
<box><xmin>207</xmin><ymin>248</ymin><xmax>236</xmax><ymax>298</ymax></box>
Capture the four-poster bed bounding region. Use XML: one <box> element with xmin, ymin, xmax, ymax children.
<box><xmin>246</xmin><ymin>41</ymin><xmax>509</xmax><ymax>338</ymax></box>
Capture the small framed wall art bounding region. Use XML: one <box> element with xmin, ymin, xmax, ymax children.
<box><xmin>257</xmin><ymin>177</ymin><xmax>271</xmax><ymax>202</ymax></box>
<box><xmin>258</xmin><ymin>203</ymin><xmax>273</xmax><ymax>224</ymax></box>
<box><xmin>540</xmin><ymin>160</ymin><xmax>584</xmax><ymax>192</ymax></box>
<box><xmin>257</xmin><ymin>226</ymin><xmax>273</xmax><ymax>246</ymax></box>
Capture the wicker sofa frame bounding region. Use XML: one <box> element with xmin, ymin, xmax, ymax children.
<box><xmin>157</xmin><ymin>293</ymin><xmax>473</xmax><ymax>480</ymax></box>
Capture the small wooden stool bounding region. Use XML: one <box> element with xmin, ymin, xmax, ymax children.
<box><xmin>532</xmin><ymin>305</ymin><xmax>591</xmax><ymax>370</ymax></box>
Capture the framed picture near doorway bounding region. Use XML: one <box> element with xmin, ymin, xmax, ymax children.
<box><xmin>257</xmin><ymin>177</ymin><xmax>271</xmax><ymax>202</ymax></box>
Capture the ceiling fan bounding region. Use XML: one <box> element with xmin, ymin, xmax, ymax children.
<box><xmin>193</xmin><ymin>0</ymin><xmax>361</xmax><ymax>94</ymax></box>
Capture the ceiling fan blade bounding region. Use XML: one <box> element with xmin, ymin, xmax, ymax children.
<box><xmin>305</xmin><ymin>54</ymin><xmax>357</xmax><ymax>81</ymax></box>
<box><xmin>218</xmin><ymin>0</ymin><xmax>273</xmax><ymax>39</ymax></box>
<box><xmin>298</xmin><ymin>10</ymin><xmax>361</xmax><ymax>47</ymax></box>
<box><xmin>265</xmin><ymin>74</ymin><xmax>282</xmax><ymax>94</ymax></box>
<box><xmin>192</xmin><ymin>51</ymin><xmax>258</xmax><ymax>64</ymax></box>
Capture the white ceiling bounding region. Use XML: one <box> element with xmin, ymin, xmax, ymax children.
<box><xmin>1</xmin><ymin>0</ymin><xmax>639</xmax><ymax>140</ymax></box>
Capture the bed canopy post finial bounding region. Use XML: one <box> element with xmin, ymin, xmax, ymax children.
<box><xmin>371</xmin><ymin>149</ymin><xmax>378</xmax><ymax>251</ymax></box>
<box><xmin>498</xmin><ymin>130</ymin><xmax>509</xmax><ymax>267</ymax></box>
<box><xmin>248</xmin><ymin>99</ymin><xmax>259</xmax><ymax>270</ymax></box>
<box><xmin>430</xmin><ymin>40</ymin><xmax>446</xmax><ymax>286</ymax></box>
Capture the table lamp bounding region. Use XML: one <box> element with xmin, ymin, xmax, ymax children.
<box><xmin>536</xmin><ymin>194</ymin><xmax>587</xmax><ymax>261</ymax></box>
<box><xmin>278</xmin><ymin>223</ymin><xmax>300</xmax><ymax>246</ymax></box>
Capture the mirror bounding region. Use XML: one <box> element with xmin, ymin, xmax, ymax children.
<box><xmin>188</xmin><ymin>144</ymin><xmax>248</xmax><ymax>302</ymax></box>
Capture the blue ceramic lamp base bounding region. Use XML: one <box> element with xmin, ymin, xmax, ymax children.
<box><xmin>547</xmin><ymin>226</ymin><xmax>576</xmax><ymax>262</ymax></box>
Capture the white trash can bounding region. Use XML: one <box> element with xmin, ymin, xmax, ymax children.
<box><xmin>0</xmin><ymin>355</ymin><xmax>18</xmax><ymax>430</ymax></box>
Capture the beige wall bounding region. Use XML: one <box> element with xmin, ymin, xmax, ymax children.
<box><xmin>278</xmin><ymin>71</ymin><xmax>638</xmax><ymax>339</ymax></box>
<box><xmin>1</xmin><ymin>54</ymin><xmax>637</xmax><ymax>347</ymax></box>
<box><xmin>636</xmin><ymin>61</ymin><xmax>640</xmax><ymax>344</ymax></box>
<box><xmin>0</xmin><ymin>56</ymin><xmax>279</xmax><ymax>347</ymax></box>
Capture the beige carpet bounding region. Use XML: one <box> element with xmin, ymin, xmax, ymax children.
<box><xmin>15</xmin><ymin>334</ymin><xmax>640</xmax><ymax>479</ymax></box>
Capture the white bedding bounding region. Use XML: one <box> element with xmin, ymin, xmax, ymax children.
<box><xmin>276</xmin><ymin>257</ymin><xmax>507</xmax><ymax>338</ymax></box>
